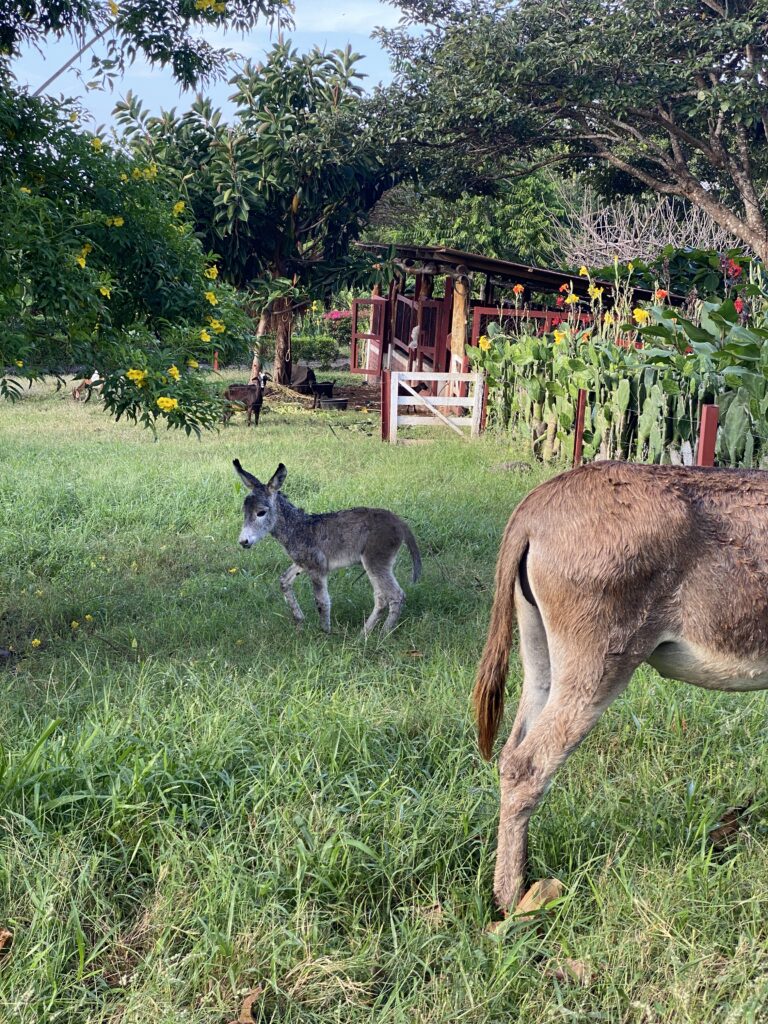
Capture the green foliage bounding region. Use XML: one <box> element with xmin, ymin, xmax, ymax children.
<box><xmin>471</xmin><ymin>263</ymin><xmax>768</xmax><ymax>466</ymax></box>
<box><xmin>367</xmin><ymin>176</ymin><xmax>566</xmax><ymax>265</ymax></box>
<box><xmin>0</xmin><ymin>78</ymin><xmax>253</xmax><ymax>433</ymax></box>
<box><xmin>116</xmin><ymin>43</ymin><xmax>396</xmax><ymax>296</ymax></box>
<box><xmin>292</xmin><ymin>334</ymin><xmax>339</xmax><ymax>368</ymax></box>
<box><xmin>592</xmin><ymin>249</ymin><xmax>752</xmax><ymax>299</ymax></box>
<box><xmin>381</xmin><ymin>0</ymin><xmax>768</xmax><ymax>261</ymax></box>
<box><xmin>0</xmin><ymin>0</ymin><xmax>290</xmax><ymax>88</ymax></box>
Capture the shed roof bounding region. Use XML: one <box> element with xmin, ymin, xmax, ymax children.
<box><xmin>360</xmin><ymin>243</ymin><xmax>683</xmax><ymax>305</ymax></box>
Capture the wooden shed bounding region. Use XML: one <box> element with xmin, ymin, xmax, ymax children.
<box><xmin>350</xmin><ymin>243</ymin><xmax>674</xmax><ymax>381</ymax></box>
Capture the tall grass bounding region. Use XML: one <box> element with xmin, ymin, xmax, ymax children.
<box><xmin>1</xmin><ymin>382</ymin><xmax>767</xmax><ymax>1023</ymax></box>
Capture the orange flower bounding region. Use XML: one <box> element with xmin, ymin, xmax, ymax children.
<box><xmin>655</xmin><ymin>288</ymin><xmax>668</xmax><ymax>300</ymax></box>
<box><xmin>558</xmin><ymin>283</ymin><xmax>570</xmax><ymax>293</ymax></box>
<box><xmin>512</xmin><ymin>283</ymin><xmax>525</xmax><ymax>296</ymax></box>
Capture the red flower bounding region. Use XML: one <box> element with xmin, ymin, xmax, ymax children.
<box><xmin>512</xmin><ymin>283</ymin><xmax>525</xmax><ymax>296</ymax></box>
<box><xmin>556</xmin><ymin>295</ymin><xmax>565</xmax><ymax>308</ymax></box>
<box><xmin>726</xmin><ymin>258</ymin><xmax>743</xmax><ymax>278</ymax></box>
<box><xmin>550</xmin><ymin>315</ymin><xmax>562</xmax><ymax>327</ymax></box>
<box><xmin>655</xmin><ymin>288</ymin><xmax>668</xmax><ymax>300</ymax></box>
<box><xmin>734</xmin><ymin>297</ymin><xmax>744</xmax><ymax>314</ymax></box>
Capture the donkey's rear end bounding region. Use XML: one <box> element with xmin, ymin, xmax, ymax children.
<box><xmin>475</xmin><ymin>461</ymin><xmax>768</xmax><ymax>912</ymax></box>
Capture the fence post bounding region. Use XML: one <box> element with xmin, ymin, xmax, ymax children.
<box><xmin>380</xmin><ymin>369</ymin><xmax>391</xmax><ymax>442</ymax></box>
<box><xmin>213</xmin><ymin>350</ymin><xmax>219</xmax><ymax>372</ymax></box>
<box><xmin>572</xmin><ymin>388</ymin><xmax>587</xmax><ymax>468</ymax></box>
<box><xmin>696</xmin><ymin>404</ymin><xmax>719</xmax><ymax>467</ymax></box>
<box><xmin>389</xmin><ymin>371</ymin><xmax>399</xmax><ymax>443</ymax></box>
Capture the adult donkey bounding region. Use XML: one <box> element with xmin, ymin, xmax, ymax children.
<box><xmin>475</xmin><ymin>461</ymin><xmax>768</xmax><ymax>913</ymax></box>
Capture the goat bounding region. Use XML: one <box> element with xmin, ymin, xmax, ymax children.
<box><xmin>233</xmin><ymin>460</ymin><xmax>422</xmax><ymax>634</ymax></box>
<box><xmin>223</xmin><ymin>373</ymin><xmax>269</xmax><ymax>427</ymax></box>
<box><xmin>474</xmin><ymin>460</ymin><xmax>768</xmax><ymax>913</ymax></box>
<box><xmin>72</xmin><ymin>370</ymin><xmax>102</xmax><ymax>401</ymax></box>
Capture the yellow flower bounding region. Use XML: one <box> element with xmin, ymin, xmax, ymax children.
<box><xmin>167</xmin><ymin>365</ymin><xmax>181</xmax><ymax>381</ymax></box>
<box><xmin>187</xmin><ymin>358</ymin><xmax>199</xmax><ymax>369</ymax></box>
<box><xmin>633</xmin><ymin>307</ymin><xmax>650</xmax><ymax>325</ymax></box>
<box><xmin>91</xmin><ymin>137</ymin><xmax>103</xmax><ymax>151</ymax></box>
<box><xmin>587</xmin><ymin>284</ymin><xmax>604</xmax><ymax>300</ymax></box>
<box><xmin>108</xmin><ymin>216</ymin><xmax>124</xmax><ymax>227</ymax></box>
<box><xmin>19</xmin><ymin>186</ymin><xmax>31</xmax><ymax>194</ymax></box>
<box><xmin>69</xmin><ymin>111</ymin><xmax>78</xmax><ymax>123</ymax></box>
<box><xmin>553</xmin><ymin>329</ymin><xmax>566</xmax><ymax>345</ymax></box>
<box><xmin>143</xmin><ymin>164</ymin><xmax>158</xmax><ymax>181</ymax></box>
<box><xmin>311</xmin><ymin>300</ymin><xmax>321</xmax><ymax>313</ymax></box>
<box><xmin>76</xmin><ymin>256</ymin><xmax>87</xmax><ymax>269</ymax></box>
<box><xmin>81</xmin><ymin>243</ymin><xmax>93</xmax><ymax>256</ymax></box>
<box><xmin>15</xmin><ymin>360</ymin><xmax>23</xmax><ymax>368</ymax></box>
<box><xmin>99</xmin><ymin>286</ymin><xmax>111</xmax><ymax>298</ymax></box>
<box><xmin>228</xmin><ymin>567</ymin><xmax>238</xmax><ymax>574</ymax></box>
<box><xmin>200</xmin><ymin>329</ymin><xmax>211</xmax><ymax>343</ymax></box>
<box><xmin>109</xmin><ymin>0</ymin><xmax>119</xmax><ymax>14</ymax></box>
<box><xmin>120</xmin><ymin>172</ymin><xmax>128</xmax><ymax>182</ymax></box>
<box><xmin>71</xmin><ymin>620</ymin><xmax>80</xmax><ymax>630</ymax></box>
<box><xmin>208</xmin><ymin>318</ymin><xmax>226</xmax><ymax>333</ymax></box>
<box><xmin>35</xmin><ymin>589</ymin><xmax>44</xmax><ymax>597</ymax></box>
<box><xmin>478</xmin><ymin>335</ymin><xmax>491</xmax><ymax>351</ymax></box>
<box><xmin>132</xmin><ymin>168</ymin><xmax>142</xmax><ymax>180</ymax></box>
<box><xmin>157</xmin><ymin>396</ymin><xmax>179</xmax><ymax>412</ymax></box>
<box><xmin>84</xmin><ymin>614</ymin><xmax>94</xmax><ymax>622</ymax></box>
<box><xmin>628</xmin><ymin>262</ymin><xmax>635</xmax><ymax>272</ymax></box>
<box><xmin>173</xmin><ymin>200</ymin><xmax>185</xmax><ymax>216</ymax></box>
<box><xmin>31</xmin><ymin>638</ymin><xmax>42</xmax><ymax>648</ymax></box>
<box><xmin>603</xmin><ymin>311</ymin><xmax>614</xmax><ymax>326</ymax></box>
<box><xmin>579</xmin><ymin>266</ymin><xmax>589</xmax><ymax>276</ymax></box>
<box><xmin>564</xmin><ymin>293</ymin><xmax>579</xmax><ymax>305</ymax></box>
<box><xmin>213</xmin><ymin>0</ymin><xmax>226</xmax><ymax>10</ymax></box>
<box><xmin>126</xmin><ymin>368</ymin><xmax>148</xmax><ymax>386</ymax></box>
<box><xmin>204</xmin><ymin>266</ymin><xmax>219</xmax><ymax>280</ymax></box>
<box><xmin>204</xmin><ymin>290</ymin><xmax>218</xmax><ymax>305</ymax></box>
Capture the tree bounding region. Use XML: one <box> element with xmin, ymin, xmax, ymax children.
<box><xmin>0</xmin><ymin>0</ymin><xmax>291</xmax><ymax>89</ymax></box>
<box><xmin>379</xmin><ymin>0</ymin><xmax>768</xmax><ymax>262</ymax></box>
<box><xmin>117</xmin><ymin>42</ymin><xmax>396</xmax><ymax>384</ymax></box>
<box><xmin>0</xmin><ymin>75</ymin><xmax>253</xmax><ymax>433</ymax></box>
<box><xmin>366</xmin><ymin>174</ymin><xmax>566</xmax><ymax>265</ymax></box>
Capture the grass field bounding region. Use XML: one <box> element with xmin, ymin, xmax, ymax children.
<box><xmin>1</xmin><ymin>380</ymin><xmax>767</xmax><ymax>1023</ymax></box>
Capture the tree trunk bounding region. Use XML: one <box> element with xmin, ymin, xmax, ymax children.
<box><xmin>273</xmin><ymin>296</ymin><xmax>293</xmax><ymax>386</ymax></box>
<box><xmin>248</xmin><ymin>303</ymin><xmax>272</xmax><ymax>383</ymax></box>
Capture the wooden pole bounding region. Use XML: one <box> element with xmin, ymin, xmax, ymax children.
<box><xmin>449</xmin><ymin>276</ymin><xmax>470</xmax><ymax>400</ymax></box>
<box><xmin>696</xmin><ymin>404</ymin><xmax>719</xmax><ymax>467</ymax></box>
<box><xmin>381</xmin><ymin>369</ymin><xmax>391</xmax><ymax>442</ymax></box>
<box><xmin>213</xmin><ymin>350</ymin><xmax>219</xmax><ymax>373</ymax></box>
<box><xmin>573</xmin><ymin>388</ymin><xmax>587</xmax><ymax>467</ymax></box>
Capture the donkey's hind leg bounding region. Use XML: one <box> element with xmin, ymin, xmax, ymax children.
<box><xmin>361</xmin><ymin>555</ymin><xmax>404</xmax><ymax>635</ymax></box>
<box><xmin>493</xmin><ymin>650</ymin><xmax>637</xmax><ymax>912</ymax></box>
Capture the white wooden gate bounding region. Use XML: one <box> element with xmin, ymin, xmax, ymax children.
<box><xmin>385</xmin><ymin>371</ymin><xmax>485</xmax><ymax>443</ymax></box>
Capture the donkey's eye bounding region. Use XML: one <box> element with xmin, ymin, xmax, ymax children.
<box><xmin>256</xmin><ymin>510</ymin><xmax>267</xmax><ymax>518</ymax></box>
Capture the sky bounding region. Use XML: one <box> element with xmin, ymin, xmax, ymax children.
<box><xmin>12</xmin><ymin>0</ymin><xmax>402</xmax><ymax>130</ymax></box>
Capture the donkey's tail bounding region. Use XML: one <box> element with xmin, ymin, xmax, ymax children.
<box><xmin>401</xmin><ymin>523</ymin><xmax>422</xmax><ymax>583</ymax></box>
<box><xmin>474</xmin><ymin>511</ymin><xmax>529</xmax><ymax>761</ymax></box>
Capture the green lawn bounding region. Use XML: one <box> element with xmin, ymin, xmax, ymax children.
<box><xmin>1</xmin><ymin>383</ymin><xmax>767</xmax><ymax>1023</ymax></box>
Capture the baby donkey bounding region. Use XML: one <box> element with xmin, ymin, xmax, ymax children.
<box><xmin>234</xmin><ymin>460</ymin><xmax>422</xmax><ymax>634</ymax></box>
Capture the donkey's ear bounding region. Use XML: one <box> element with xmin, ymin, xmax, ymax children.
<box><xmin>267</xmin><ymin>463</ymin><xmax>287</xmax><ymax>493</ymax></box>
<box><xmin>233</xmin><ymin>459</ymin><xmax>259</xmax><ymax>491</ymax></box>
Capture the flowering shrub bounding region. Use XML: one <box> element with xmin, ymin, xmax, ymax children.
<box><xmin>322</xmin><ymin>309</ymin><xmax>353</xmax><ymax>350</ymax></box>
<box><xmin>470</xmin><ymin>260</ymin><xmax>768</xmax><ymax>466</ymax></box>
<box><xmin>0</xmin><ymin>82</ymin><xmax>253</xmax><ymax>434</ymax></box>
